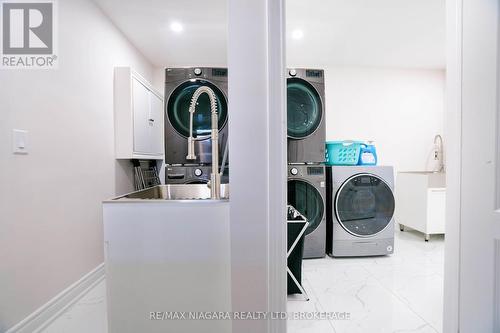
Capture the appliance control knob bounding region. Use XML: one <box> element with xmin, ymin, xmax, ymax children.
<box><xmin>194</xmin><ymin>168</ymin><xmax>203</xmax><ymax>177</ymax></box>
<box><xmin>194</xmin><ymin>68</ymin><xmax>202</xmax><ymax>76</ymax></box>
<box><xmin>289</xmin><ymin>69</ymin><xmax>297</xmax><ymax>77</ymax></box>
<box><xmin>290</xmin><ymin>167</ymin><xmax>298</xmax><ymax>176</ymax></box>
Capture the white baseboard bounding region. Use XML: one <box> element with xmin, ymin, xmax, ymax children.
<box><xmin>6</xmin><ymin>263</ymin><xmax>105</xmax><ymax>333</ymax></box>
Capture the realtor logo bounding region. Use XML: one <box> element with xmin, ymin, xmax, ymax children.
<box><xmin>1</xmin><ymin>0</ymin><xmax>57</xmax><ymax>68</ymax></box>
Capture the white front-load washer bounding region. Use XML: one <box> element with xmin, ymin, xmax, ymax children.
<box><xmin>327</xmin><ymin>166</ymin><xmax>395</xmax><ymax>257</ymax></box>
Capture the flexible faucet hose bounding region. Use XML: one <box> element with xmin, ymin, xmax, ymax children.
<box><xmin>186</xmin><ymin>86</ymin><xmax>221</xmax><ymax>199</ymax></box>
<box><xmin>189</xmin><ymin>86</ymin><xmax>218</xmax><ymax>116</ymax></box>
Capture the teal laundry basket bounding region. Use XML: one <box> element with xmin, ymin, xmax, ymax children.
<box><xmin>325</xmin><ymin>141</ymin><xmax>363</xmax><ymax>166</ymax></box>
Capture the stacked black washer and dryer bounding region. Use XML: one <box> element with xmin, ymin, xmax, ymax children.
<box><xmin>286</xmin><ymin>68</ymin><xmax>327</xmax><ymax>259</ymax></box>
<box><xmin>163</xmin><ymin>67</ymin><xmax>395</xmax><ymax>259</ymax></box>
<box><xmin>164</xmin><ymin>67</ymin><xmax>230</xmax><ymax>184</ymax></box>
<box><xmin>286</xmin><ymin>68</ymin><xmax>396</xmax><ymax>259</ymax></box>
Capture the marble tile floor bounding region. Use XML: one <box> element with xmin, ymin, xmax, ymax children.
<box><xmin>39</xmin><ymin>229</ymin><xmax>444</xmax><ymax>333</ymax></box>
<box><xmin>288</xmin><ymin>229</ymin><xmax>444</xmax><ymax>333</ymax></box>
<box><xmin>39</xmin><ymin>279</ymin><xmax>107</xmax><ymax>333</ymax></box>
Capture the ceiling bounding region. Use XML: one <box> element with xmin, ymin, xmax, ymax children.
<box><xmin>94</xmin><ymin>0</ymin><xmax>445</xmax><ymax>69</ymax></box>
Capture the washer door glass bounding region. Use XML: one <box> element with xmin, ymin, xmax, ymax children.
<box><xmin>335</xmin><ymin>174</ymin><xmax>395</xmax><ymax>237</ymax></box>
<box><xmin>288</xmin><ymin>179</ymin><xmax>324</xmax><ymax>235</ymax></box>
<box><xmin>167</xmin><ymin>80</ymin><xmax>228</xmax><ymax>138</ymax></box>
<box><xmin>287</xmin><ymin>78</ymin><xmax>322</xmax><ymax>139</ymax></box>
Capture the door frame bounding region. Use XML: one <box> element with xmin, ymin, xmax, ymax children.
<box><xmin>228</xmin><ymin>0</ymin><xmax>462</xmax><ymax>331</ymax></box>
<box><xmin>228</xmin><ymin>0</ymin><xmax>287</xmax><ymax>332</ymax></box>
<box><xmin>444</xmin><ymin>0</ymin><xmax>462</xmax><ymax>332</ymax></box>
<box><xmin>445</xmin><ymin>0</ymin><xmax>500</xmax><ymax>331</ymax></box>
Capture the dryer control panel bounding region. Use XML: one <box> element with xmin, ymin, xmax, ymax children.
<box><xmin>288</xmin><ymin>165</ymin><xmax>325</xmax><ymax>178</ymax></box>
<box><xmin>307</xmin><ymin>166</ymin><xmax>324</xmax><ymax>175</ymax></box>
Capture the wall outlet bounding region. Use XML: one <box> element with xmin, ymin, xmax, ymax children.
<box><xmin>12</xmin><ymin>129</ymin><xmax>28</xmax><ymax>154</ymax></box>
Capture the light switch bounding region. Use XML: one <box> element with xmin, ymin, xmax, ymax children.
<box><xmin>12</xmin><ymin>129</ymin><xmax>28</xmax><ymax>154</ymax></box>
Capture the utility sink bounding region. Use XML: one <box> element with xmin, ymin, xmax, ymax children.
<box><xmin>113</xmin><ymin>183</ymin><xmax>229</xmax><ymax>201</ymax></box>
<box><xmin>398</xmin><ymin>171</ymin><xmax>446</xmax><ymax>188</ymax></box>
<box><xmin>103</xmin><ymin>183</ymin><xmax>231</xmax><ymax>332</ymax></box>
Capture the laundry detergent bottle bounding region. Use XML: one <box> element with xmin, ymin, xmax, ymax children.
<box><xmin>358</xmin><ymin>142</ymin><xmax>378</xmax><ymax>166</ymax></box>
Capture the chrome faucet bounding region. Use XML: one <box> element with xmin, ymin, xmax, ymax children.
<box><xmin>186</xmin><ymin>86</ymin><xmax>221</xmax><ymax>199</ymax></box>
<box><xmin>433</xmin><ymin>134</ymin><xmax>445</xmax><ymax>173</ymax></box>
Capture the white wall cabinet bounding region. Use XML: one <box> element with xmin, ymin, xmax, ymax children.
<box><xmin>115</xmin><ymin>67</ymin><xmax>164</xmax><ymax>159</ymax></box>
<box><xmin>149</xmin><ymin>93</ymin><xmax>164</xmax><ymax>155</ymax></box>
<box><xmin>395</xmin><ymin>172</ymin><xmax>446</xmax><ymax>241</ymax></box>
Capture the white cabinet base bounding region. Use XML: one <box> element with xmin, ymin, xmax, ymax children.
<box><xmin>103</xmin><ymin>200</ymin><xmax>231</xmax><ymax>333</ymax></box>
<box><xmin>396</xmin><ymin>172</ymin><xmax>446</xmax><ymax>241</ymax></box>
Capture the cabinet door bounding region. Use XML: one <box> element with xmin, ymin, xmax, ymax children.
<box><xmin>426</xmin><ymin>189</ymin><xmax>446</xmax><ymax>234</ymax></box>
<box><xmin>149</xmin><ymin>93</ymin><xmax>164</xmax><ymax>155</ymax></box>
<box><xmin>132</xmin><ymin>78</ymin><xmax>151</xmax><ymax>154</ymax></box>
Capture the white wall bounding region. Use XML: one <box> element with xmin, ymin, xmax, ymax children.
<box><xmin>323</xmin><ymin>66</ymin><xmax>445</xmax><ymax>172</ymax></box>
<box><xmin>152</xmin><ymin>68</ymin><xmax>166</xmax><ymax>94</ymax></box>
<box><xmin>0</xmin><ymin>0</ymin><xmax>156</xmax><ymax>330</ymax></box>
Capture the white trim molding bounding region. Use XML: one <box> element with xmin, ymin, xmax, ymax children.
<box><xmin>6</xmin><ymin>264</ymin><xmax>105</xmax><ymax>333</ymax></box>
<box><xmin>443</xmin><ymin>0</ymin><xmax>462</xmax><ymax>332</ymax></box>
<box><xmin>228</xmin><ymin>0</ymin><xmax>287</xmax><ymax>332</ymax></box>
<box><xmin>267</xmin><ymin>0</ymin><xmax>288</xmax><ymax>332</ymax></box>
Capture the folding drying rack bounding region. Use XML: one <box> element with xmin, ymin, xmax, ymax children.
<box><xmin>287</xmin><ymin>205</ymin><xmax>310</xmax><ymax>301</ymax></box>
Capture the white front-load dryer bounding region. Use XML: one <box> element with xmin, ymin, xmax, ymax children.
<box><xmin>327</xmin><ymin>166</ymin><xmax>395</xmax><ymax>257</ymax></box>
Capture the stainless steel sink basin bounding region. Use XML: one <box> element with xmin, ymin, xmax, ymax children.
<box><xmin>114</xmin><ymin>184</ymin><xmax>229</xmax><ymax>201</ymax></box>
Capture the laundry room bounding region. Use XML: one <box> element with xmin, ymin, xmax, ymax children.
<box><xmin>285</xmin><ymin>2</ymin><xmax>446</xmax><ymax>333</ymax></box>
<box><xmin>1</xmin><ymin>1</ymin><xmax>454</xmax><ymax>333</ymax></box>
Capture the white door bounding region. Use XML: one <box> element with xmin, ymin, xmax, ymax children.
<box><xmin>457</xmin><ymin>0</ymin><xmax>500</xmax><ymax>331</ymax></box>
<box><xmin>132</xmin><ymin>78</ymin><xmax>151</xmax><ymax>154</ymax></box>
<box><xmin>149</xmin><ymin>93</ymin><xmax>164</xmax><ymax>155</ymax></box>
